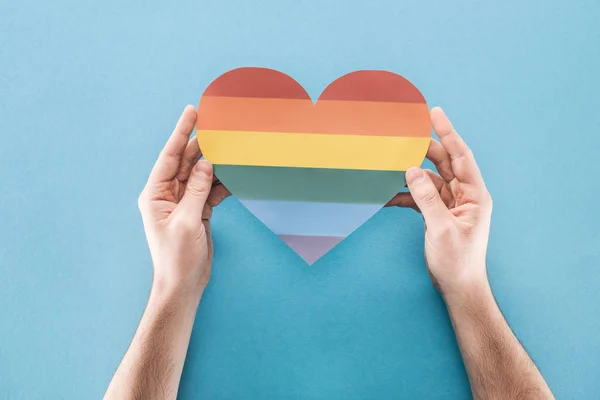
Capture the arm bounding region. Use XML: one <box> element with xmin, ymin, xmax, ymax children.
<box><xmin>105</xmin><ymin>283</ymin><xmax>201</xmax><ymax>399</ymax></box>
<box><xmin>105</xmin><ymin>106</ymin><xmax>230</xmax><ymax>400</ymax></box>
<box><xmin>389</xmin><ymin>107</ymin><xmax>553</xmax><ymax>399</ymax></box>
<box><xmin>445</xmin><ymin>280</ymin><xmax>553</xmax><ymax>399</ymax></box>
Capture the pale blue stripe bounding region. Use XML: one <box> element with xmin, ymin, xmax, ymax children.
<box><xmin>239</xmin><ymin>199</ymin><xmax>382</xmax><ymax>237</ymax></box>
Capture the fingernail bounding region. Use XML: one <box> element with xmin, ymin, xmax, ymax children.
<box><xmin>405</xmin><ymin>167</ymin><xmax>424</xmax><ymax>185</ymax></box>
<box><xmin>195</xmin><ymin>159</ymin><xmax>213</xmax><ymax>174</ymax></box>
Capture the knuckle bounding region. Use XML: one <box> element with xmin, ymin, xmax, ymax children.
<box><xmin>453</xmin><ymin>147</ymin><xmax>472</xmax><ymax>162</ymax></box>
<box><xmin>137</xmin><ymin>191</ymin><xmax>148</xmax><ymax>211</ymax></box>
<box><xmin>465</xmin><ymin>147</ymin><xmax>474</xmax><ymax>159</ymax></box>
<box><xmin>187</xmin><ymin>182</ymin><xmax>210</xmax><ymax>197</ymax></box>
<box><xmin>418</xmin><ymin>188</ymin><xmax>438</xmax><ymax>205</ymax></box>
<box><xmin>480</xmin><ymin>190</ymin><xmax>493</xmax><ymax>208</ymax></box>
<box><xmin>439</xmin><ymin>220</ymin><xmax>454</xmax><ymax>235</ymax></box>
<box><xmin>440</xmin><ymin>160</ymin><xmax>453</xmax><ymax>175</ymax></box>
<box><xmin>459</xmin><ymin>222</ymin><xmax>476</xmax><ymax>237</ymax></box>
<box><xmin>430</xmin><ymin>220</ymin><xmax>455</xmax><ymax>241</ymax></box>
<box><xmin>172</xmin><ymin>215</ymin><xmax>197</xmax><ymax>235</ymax></box>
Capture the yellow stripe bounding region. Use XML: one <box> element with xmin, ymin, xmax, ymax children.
<box><xmin>197</xmin><ymin>130</ymin><xmax>430</xmax><ymax>171</ymax></box>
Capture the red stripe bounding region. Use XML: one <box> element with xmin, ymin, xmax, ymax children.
<box><xmin>318</xmin><ymin>70</ymin><xmax>426</xmax><ymax>103</ymax></box>
<box><xmin>203</xmin><ymin>67</ymin><xmax>310</xmax><ymax>100</ymax></box>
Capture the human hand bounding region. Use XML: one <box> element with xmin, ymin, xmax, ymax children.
<box><xmin>138</xmin><ymin>106</ymin><xmax>231</xmax><ymax>299</ymax></box>
<box><xmin>387</xmin><ymin>107</ymin><xmax>492</xmax><ymax>298</ymax></box>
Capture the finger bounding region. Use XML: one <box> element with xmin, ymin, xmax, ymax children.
<box><xmin>148</xmin><ymin>105</ymin><xmax>197</xmax><ymax>184</ymax></box>
<box><xmin>177</xmin><ymin>137</ymin><xmax>202</xmax><ymax>182</ymax></box>
<box><xmin>386</xmin><ymin>170</ymin><xmax>446</xmax><ymax>210</ymax></box>
<box><xmin>385</xmin><ymin>193</ymin><xmax>419</xmax><ymax>211</ymax></box>
<box><xmin>207</xmin><ymin>183</ymin><xmax>232</xmax><ymax>207</ymax></box>
<box><xmin>424</xmin><ymin>169</ymin><xmax>445</xmax><ymax>192</ymax></box>
<box><xmin>424</xmin><ymin>170</ymin><xmax>456</xmax><ymax>208</ymax></box>
<box><xmin>202</xmin><ymin>203</ymin><xmax>213</xmax><ymax>220</ymax></box>
<box><xmin>405</xmin><ymin>167</ymin><xmax>451</xmax><ymax>224</ymax></box>
<box><xmin>174</xmin><ymin>159</ymin><xmax>213</xmax><ymax>223</ymax></box>
<box><xmin>203</xmin><ymin>219</ymin><xmax>212</xmax><ymax>239</ymax></box>
<box><xmin>426</xmin><ymin>139</ymin><xmax>454</xmax><ymax>182</ymax></box>
<box><xmin>431</xmin><ymin>107</ymin><xmax>485</xmax><ymax>187</ymax></box>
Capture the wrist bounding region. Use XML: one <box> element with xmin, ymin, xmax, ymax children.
<box><xmin>150</xmin><ymin>275</ymin><xmax>204</xmax><ymax>309</ymax></box>
<box><xmin>439</xmin><ymin>271</ymin><xmax>492</xmax><ymax>310</ymax></box>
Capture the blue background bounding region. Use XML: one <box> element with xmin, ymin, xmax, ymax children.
<box><xmin>1</xmin><ymin>0</ymin><xmax>599</xmax><ymax>398</ymax></box>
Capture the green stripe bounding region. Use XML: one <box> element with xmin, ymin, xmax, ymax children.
<box><xmin>214</xmin><ymin>165</ymin><xmax>406</xmax><ymax>204</ymax></box>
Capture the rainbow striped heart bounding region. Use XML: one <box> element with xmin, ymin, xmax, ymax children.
<box><xmin>197</xmin><ymin>67</ymin><xmax>431</xmax><ymax>264</ymax></box>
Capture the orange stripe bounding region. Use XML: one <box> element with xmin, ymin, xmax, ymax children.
<box><xmin>197</xmin><ymin>96</ymin><xmax>431</xmax><ymax>137</ymax></box>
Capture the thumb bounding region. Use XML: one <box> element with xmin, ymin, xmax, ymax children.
<box><xmin>176</xmin><ymin>159</ymin><xmax>213</xmax><ymax>223</ymax></box>
<box><xmin>406</xmin><ymin>167</ymin><xmax>450</xmax><ymax>226</ymax></box>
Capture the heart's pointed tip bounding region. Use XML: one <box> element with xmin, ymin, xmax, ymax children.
<box><xmin>278</xmin><ymin>234</ymin><xmax>344</xmax><ymax>265</ymax></box>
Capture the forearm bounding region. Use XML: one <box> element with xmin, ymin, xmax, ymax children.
<box><xmin>105</xmin><ymin>280</ymin><xmax>201</xmax><ymax>400</ymax></box>
<box><xmin>444</xmin><ymin>275</ymin><xmax>554</xmax><ymax>400</ymax></box>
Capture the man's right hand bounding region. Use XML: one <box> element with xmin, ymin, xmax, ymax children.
<box><xmin>389</xmin><ymin>107</ymin><xmax>554</xmax><ymax>399</ymax></box>
<box><xmin>387</xmin><ymin>107</ymin><xmax>493</xmax><ymax>298</ymax></box>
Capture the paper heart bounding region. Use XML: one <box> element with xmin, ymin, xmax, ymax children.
<box><xmin>197</xmin><ymin>67</ymin><xmax>431</xmax><ymax>264</ymax></box>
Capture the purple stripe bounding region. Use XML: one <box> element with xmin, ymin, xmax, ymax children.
<box><xmin>278</xmin><ymin>235</ymin><xmax>344</xmax><ymax>265</ymax></box>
